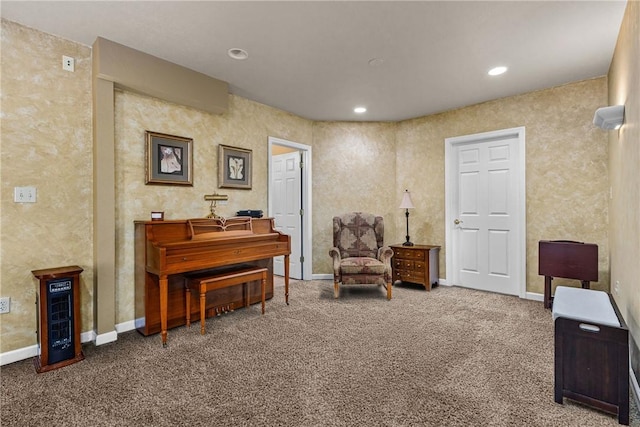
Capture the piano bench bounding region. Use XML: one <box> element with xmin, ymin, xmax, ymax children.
<box><xmin>184</xmin><ymin>267</ymin><xmax>268</xmax><ymax>335</ymax></box>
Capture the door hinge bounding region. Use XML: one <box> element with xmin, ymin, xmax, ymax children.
<box><xmin>299</xmin><ymin>208</ymin><xmax>304</xmax><ymax>216</ymax></box>
<box><xmin>300</xmin><ymin>256</ymin><xmax>305</xmax><ymax>263</ymax></box>
<box><xmin>299</xmin><ymin>160</ymin><xmax>304</xmax><ymax>169</ymax></box>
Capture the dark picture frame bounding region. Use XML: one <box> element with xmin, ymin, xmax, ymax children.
<box><xmin>145</xmin><ymin>131</ymin><xmax>193</xmax><ymax>186</ymax></box>
<box><xmin>218</xmin><ymin>144</ymin><xmax>252</xmax><ymax>189</ymax></box>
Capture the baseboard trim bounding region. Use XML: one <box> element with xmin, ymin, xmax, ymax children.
<box><xmin>115</xmin><ymin>320</ymin><xmax>136</xmax><ymax>334</ymax></box>
<box><xmin>81</xmin><ymin>330</ymin><xmax>96</xmax><ymax>343</ymax></box>
<box><xmin>0</xmin><ymin>345</ymin><xmax>38</xmax><ymax>366</ymax></box>
<box><xmin>95</xmin><ymin>330</ymin><xmax>118</xmax><ymax>346</ymax></box>
<box><xmin>526</xmin><ymin>292</ymin><xmax>544</xmax><ymax>302</ymax></box>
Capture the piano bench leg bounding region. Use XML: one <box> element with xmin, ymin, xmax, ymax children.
<box><xmin>200</xmin><ymin>289</ymin><xmax>206</xmax><ymax>335</ymax></box>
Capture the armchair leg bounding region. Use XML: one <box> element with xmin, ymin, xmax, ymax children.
<box><xmin>386</xmin><ymin>281</ymin><xmax>392</xmax><ymax>300</ymax></box>
<box><xmin>334</xmin><ymin>281</ymin><xmax>340</xmax><ymax>298</ymax></box>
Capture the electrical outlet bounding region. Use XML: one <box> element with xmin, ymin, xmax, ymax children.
<box><xmin>614</xmin><ymin>280</ymin><xmax>620</xmax><ymax>294</ymax></box>
<box><xmin>0</xmin><ymin>297</ymin><xmax>10</xmax><ymax>314</ymax></box>
<box><xmin>62</xmin><ymin>55</ymin><xmax>75</xmax><ymax>72</ymax></box>
<box><xmin>14</xmin><ymin>186</ymin><xmax>36</xmax><ymax>203</ymax></box>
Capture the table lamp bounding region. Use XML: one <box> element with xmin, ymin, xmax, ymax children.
<box><xmin>399</xmin><ymin>189</ymin><xmax>415</xmax><ymax>246</ymax></box>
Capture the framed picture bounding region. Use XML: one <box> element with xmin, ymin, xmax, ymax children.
<box><xmin>218</xmin><ymin>144</ymin><xmax>252</xmax><ymax>189</ymax></box>
<box><xmin>145</xmin><ymin>131</ymin><xmax>193</xmax><ymax>186</ymax></box>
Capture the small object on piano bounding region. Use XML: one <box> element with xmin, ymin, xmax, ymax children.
<box><xmin>151</xmin><ymin>211</ymin><xmax>164</xmax><ymax>221</ymax></box>
<box><xmin>237</xmin><ymin>210</ymin><xmax>263</xmax><ymax>218</ymax></box>
<box><xmin>205</xmin><ymin>193</ymin><xmax>228</xmax><ymax>219</ymax></box>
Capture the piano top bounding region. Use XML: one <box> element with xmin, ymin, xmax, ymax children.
<box><xmin>136</xmin><ymin>217</ymin><xmax>283</xmax><ymax>243</ymax></box>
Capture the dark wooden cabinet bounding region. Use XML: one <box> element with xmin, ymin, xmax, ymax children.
<box><xmin>391</xmin><ymin>244</ymin><xmax>440</xmax><ymax>291</ymax></box>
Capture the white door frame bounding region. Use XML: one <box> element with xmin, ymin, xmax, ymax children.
<box><xmin>444</xmin><ymin>127</ymin><xmax>526</xmax><ymax>298</ymax></box>
<box><xmin>268</xmin><ymin>136</ymin><xmax>313</xmax><ymax>280</ymax></box>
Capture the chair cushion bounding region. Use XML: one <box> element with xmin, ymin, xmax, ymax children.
<box><xmin>339</xmin><ymin>257</ymin><xmax>386</xmax><ymax>275</ymax></box>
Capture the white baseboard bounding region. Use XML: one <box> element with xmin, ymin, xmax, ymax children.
<box><xmin>115</xmin><ymin>320</ymin><xmax>136</xmax><ymax>334</ymax></box>
<box><xmin>526</xmin><ymin>292</ymin><xmax>544</xmax><ymax>302</ymax></box>
<box><xmin>81</xmin><ymin>330</ymin><xmax>96</xmax><ymax>343</ymax></box>
<box><xmin>0</xmin><ymin>345</ymin><xmax>38</xmax><ymax>366</ymax></box>
<box><xmin>95</xmin><ymin>330</ymin><xmax>118</xmax><ymax>346</ymax></box>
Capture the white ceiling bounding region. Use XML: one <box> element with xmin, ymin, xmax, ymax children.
<box><xmin>1</xmin><ymin>1</ymin><xmax>627</xmax><ymax>122</ymax></box>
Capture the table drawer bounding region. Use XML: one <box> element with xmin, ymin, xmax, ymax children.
<box><xmin>393</xmin><ymin>248</ymin><xmax>425</xmax><ymax>260</ymax></box>
<box><xmin>394</xmin><ymin>269</ymin><xmax>425</xmax><ymax>282</ymax></box>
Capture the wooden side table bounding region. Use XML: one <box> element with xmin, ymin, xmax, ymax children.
<box><xmin>391</xmin><ymin>244</ymin><xmax>440</xmax><ymax>291</ymax></box>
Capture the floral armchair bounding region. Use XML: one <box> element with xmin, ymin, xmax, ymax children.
<box><xmin>329</xmin><ymin>212</ymin><xmax>394</xmax><ymax>300</ymax></box>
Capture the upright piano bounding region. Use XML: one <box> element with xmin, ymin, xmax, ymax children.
<box><xmin>134</xmin><ymin>217</ymin><xmax>290</xmax><ymax>345</ymax></box>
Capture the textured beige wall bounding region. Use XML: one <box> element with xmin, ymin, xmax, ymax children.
<box><xmin>312</xmin><ymin>122</ymin><xmax>399</xmax><ymax>274</ymax></box>
<box><xmin>1</xmin><ymin>20</ymin><xmax>93</xmax><ymax>351</ymax></box>
<box><xmin>608</xmin><ymin>0</ymin><xmax>640</xmax><ymax>360</ymax></box>
<box><xmin>397</xmin><ymin>78</ymin><xmax>610</xmax><ymax>294</ymax></box>
<box><xmin>114</xmin><ymin>92</ymin><xmax>312</xmax><ymax>323</ymax></box>
<box><xmin>0</xmin><ymin>18</ymin><xmax>617</xmax><ymax>357</ymax></box>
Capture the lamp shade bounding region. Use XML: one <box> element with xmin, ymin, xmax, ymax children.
<box><xmin>399</xmin><ymin>190</ymin><xmax>415</xmax><ymax>209</ymax></box>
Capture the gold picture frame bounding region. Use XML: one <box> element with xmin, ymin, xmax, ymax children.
<box><xmin>218</xmin><ymin>144</ymin><xmax>252</xmax><ymax>189</ymax></box>
<box><xmin>145</xmin><ymin>131</ymin><xmax>193</xmax><ymax>186</ymax></box>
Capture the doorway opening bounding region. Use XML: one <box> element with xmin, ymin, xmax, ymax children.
<box><xmin>268</xmin><ymin>137</ymin><xmax>313</xmax><ymax>280</ymax></box>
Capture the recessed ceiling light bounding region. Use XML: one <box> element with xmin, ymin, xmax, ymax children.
<box><xmin>488</xmin><ymin>66</ymin><xmax>507</xmax><ymax>76</ymax></box>
<box><xmin>228</xmin><ymin>48</ymin><xmax>248</xmax><ymax>60</ymax></box>
<box><xmin>354</xmin><ymin>107</ymin><xmax>367</xmax><ymax>114</ymax></box>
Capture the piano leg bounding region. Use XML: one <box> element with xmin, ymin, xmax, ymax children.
<box><xmin>159</xmin><ymin>275</ymin><xmax>169</xmax><ymax>347</ymax></box>
<box><xmin>284</xmin><ymin>254</ymin><xmax>290</xmax><ymax>305</ymax></box>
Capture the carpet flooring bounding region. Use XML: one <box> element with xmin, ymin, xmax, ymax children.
<box><xmin>1</xmin><ymin>280</ymin><xmax>638</xmax><ymax>426</ymax></box>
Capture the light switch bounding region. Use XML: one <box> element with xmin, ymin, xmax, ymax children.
<box><xmin>14</xmin><ymin>187</ymin><xmax>36</xmax><ymax>203</ymax></box>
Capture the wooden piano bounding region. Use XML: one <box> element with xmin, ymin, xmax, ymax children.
<box><xmin>134</xmin><ymin>217</ymin><xmax>290</xmax><ymax>346</ymax></box>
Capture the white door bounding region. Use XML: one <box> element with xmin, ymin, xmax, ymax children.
<box><xmin>445</xmin><ymin>127</ymin><xmax>525</xmax><ymax>297</ymax></box>
<box><xmin>272</xmin><ymin>151</ymin><xmax>302</xmax><ymax>279</ymax></box>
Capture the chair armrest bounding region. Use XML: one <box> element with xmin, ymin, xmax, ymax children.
<box><xmin>378</xmin><ymin>246</ymin><xmax>394</xmax><ymax>274</ymax></box>
<box><xmin>378</xmin><ymin>246</ymin><xmax>394</xmax><ymax>262</ymax></box>
<box><xmin>329</xmin><ymin>247</ymin><xmax>342</xmax><ymax>277</ymax></box>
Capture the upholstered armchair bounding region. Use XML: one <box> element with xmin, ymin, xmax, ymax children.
<box><xmin>329</xmin><ymin>212</ymin><xmax>394</xmax><ymax>300</ymax></box>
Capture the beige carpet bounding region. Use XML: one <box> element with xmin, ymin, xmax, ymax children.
<box><xmin>1</xmin><ymin>280</ymin><xmax>638</xmax><ymax>426</ymax></box>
